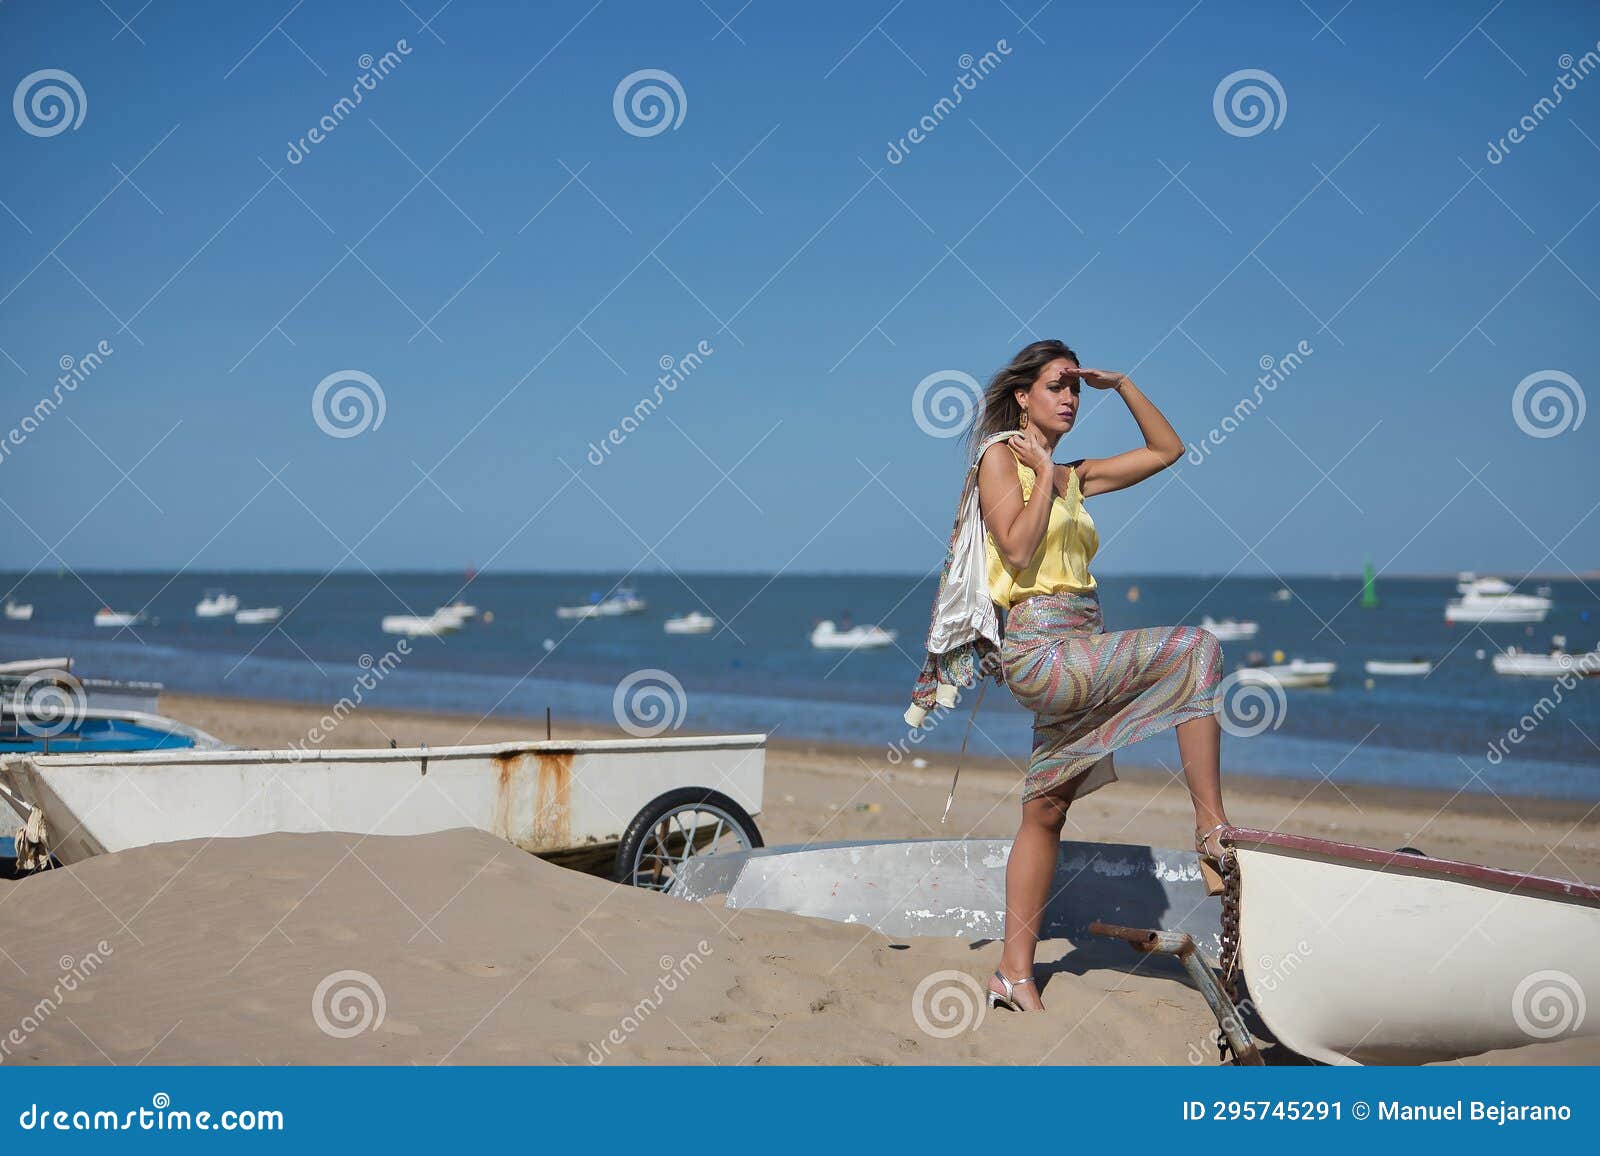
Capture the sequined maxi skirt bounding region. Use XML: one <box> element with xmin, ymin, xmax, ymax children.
<box><xmin>999</xmin><ymin>589</ymin><xmax>1223</xmax><ymax>804</ymax></box>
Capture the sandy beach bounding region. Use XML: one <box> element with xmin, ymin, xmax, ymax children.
<box><xmin>2</xmin><ymin>692</ymin><xmax>1596</xmax><ymax>1066</ymax></box>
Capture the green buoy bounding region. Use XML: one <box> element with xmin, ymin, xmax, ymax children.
<box><xmin>1360</xmin><ymin>560</ymin><xmax>1379</xmax><ymax>608</ymax></box>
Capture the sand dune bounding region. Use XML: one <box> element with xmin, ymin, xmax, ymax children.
<box><xmin>0</xmin><ymin>828</ymin><xmax>1227</xmax><ymax>1065</ymax></box>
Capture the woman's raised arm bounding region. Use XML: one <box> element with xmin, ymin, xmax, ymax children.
<box><xmin>1064</xmin><ymin>370</ymin><xmax>1183</xmax><ymax>498</ymax></box>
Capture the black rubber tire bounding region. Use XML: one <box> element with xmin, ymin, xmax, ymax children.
<box><xmin>613</xmin><ymin>787</ymin><xmax>763</xmax><ymax>887</ymax></box>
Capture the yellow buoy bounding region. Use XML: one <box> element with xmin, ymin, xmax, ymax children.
<box><xmin>1272</xmin><ymin>649</ymin><xmax>1285</xmax><ymax>664</ymax></box>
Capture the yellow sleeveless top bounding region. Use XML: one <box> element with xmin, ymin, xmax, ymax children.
<box><xmin>985</xmin><ymin>458</ymin><xmax>1098</xmax><ymax>610</ymax></box>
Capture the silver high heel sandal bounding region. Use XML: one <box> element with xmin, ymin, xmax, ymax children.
<box><xmin>1195</xmin><ymin>822</ymin><xmax>1228</xmax><ymax>897</ymax></box>
<box><xmin>988</xmin><ymin>969</ymin><xmax>1036</xmax><ymax>1011</ymax></box>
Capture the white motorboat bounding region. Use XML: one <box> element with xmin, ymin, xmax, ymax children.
<box><xmin>1363</xmin><ymin>658</ymin><xmax>1433</xmax><ymax>676</ymax></box>
<box><xmin>233</xmin><ymin>606</ymin><xmax>282</xmax><ymax>625</ymax></box>
<box><xmin>380</xmin><ymin>612</ymin><xmax>463</xmax><ymax>637</ymax></box>
<box><xmin>1233</xmin><ymin>659</ymin><xmax>1335</xmax><ymax>688</ymax></box>
<box><xmin>3</xmin><ymin>600</ymin><xmax>33</xmax><ymax>621</ymax></box>
<box><xmin>664</xmin><ymin>611</ymin><xmax>716</xmax><ymax>634</ymax></box>
<box><xmin>1223</xmin><ymin>825</ymin><xmax>1600</xmax><ymax>1064</ymax></box>
<box><xmin>436</xmin><ymin>600</ymin><xmax>478</xmax><ymax>620</ymax></box>
<box><xmin>1199</xmin><ymin>615</ymin><xmax>1259</xmax><ymax>642</ymax></box>
<box><xmin>194</xmin><ymin>589</ymin><xmax>239</xmax><ymax>618</ymax></box>
<box><xmin>556</xmin><ymin>588</ymin><xmax>647</xmax><ymax>619</ymax></box>
<box><xmin>810</xmin><ymin>621</ymin><xmax>896</xmax><ymax>650</ymax></box>
<box><xmin>1446</xmin><ymin>591</ymin><xmax>1552</xmax><ymax>623</ymax></box>
<box><xmin>1269</xmin><ymin>587</ymin><xmax>1292</xmax><ymax>602</ymax></box>
<box><xmin>93</xmin><ymin>608</ymin><xmax>145</xmax><ymax>628</ymax></box>
<box><xmin>1446</xmin><ymin>575</ymin><xmax>1552</xmax><ymax>623</ymax></box>
<box><xmin>1492</xmin><ymin>646</ymin><xmax>1600</xmax><ymax>678</ymax></box>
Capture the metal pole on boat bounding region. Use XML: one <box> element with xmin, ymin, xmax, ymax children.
<box><xmin>1088</xmin><ymin>921</ymin><xmax>1263</xmax><ymax>1066</ymax></box>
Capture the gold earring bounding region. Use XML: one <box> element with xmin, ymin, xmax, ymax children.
<box><xmin>1018</xmin><ymin>409</ymin><xmax>1029</xmax><ymax>430</ymax></box>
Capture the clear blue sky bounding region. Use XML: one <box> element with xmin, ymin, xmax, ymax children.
<box><xmin>1</xmin><ymin>0</ymin><xmax>1595</xmax><ymax>578</ymax></box>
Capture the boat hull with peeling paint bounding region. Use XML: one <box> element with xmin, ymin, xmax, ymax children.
<box><xmin>0</xmin><ymin>734</ymin><xmax>764</xmax><ymax>868</ymax></box>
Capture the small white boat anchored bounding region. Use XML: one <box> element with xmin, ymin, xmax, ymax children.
<box><xmin>3</xmin><ymin>600</ymin><xmax>33</xmax><ymax>621</ymax></box>
<box><xmin>381</xmin><ymin>612</ymin><xmax>464</xmax><ymax>638</ymax></box>
<box><xmin>1363</xmin><ymin>658</ymin><xmax>1433</xmax><ymax>676</ymax></box>
<box><xmin>0</xmin><ymin>734</ymin><xmax>766</xmax><ymax>890</ymax></box>
<box><xmin>93</xmin><ymin>608</ymin><xmax>145</xmax><ymax>628</ymax></box>
<box><xmin>1234</xmin><ymin>659</ymin><xmax>1335</xmax><ymax>688</ymax></box>
<box><xmin>556</xmin><ymin>588</ymin><xmax>646</xmax><ymax>619</ymax></box>
<box><xmin>1445</xmin><ymin>575</ymin><xmax>1552</xmax><ymax>623</ymax></box>
<box><xmin>233</xmin><ymin>606</ymin><xmax>282</xmax><ymax>625</ymax></box>
<box><xmin>194</xmin><ymin>589</ymin><xmax>239</xmax><ymax>618</ymax></box>
<box><xmin>1199</xmin><ymin>616</ymin><xmax>1259</xmax><ymax>642</ymax></box>
<box><xmin>1269</xmin><ymin>587</ymin><xmax>1292</xmax><ymax>602</ymax></box>
<box><xmin>1220</xmin><ymin>825</ymin><xmax>1600</xmax><ymax>1064</ymax></box>
<box><xmin>1492</xmin><ymin>644</ymin><xmax>1600</xmax><ymax>678</ymax></box>
<box><xmin>434</xmin><ymin>600</ymin><xmax>478</xmax><ymax>623</ymax></box>
<box><xmin>810</xmin><ymin>621</ymin><xmax>896</xmax><ymax>650</ymax></box>
<box><xmin>664</xmin><ymin>611</ymin><xmax>716</xmax><ymax>634</ymax></box>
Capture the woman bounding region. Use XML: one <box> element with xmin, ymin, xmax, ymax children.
<box><xmin>973</xmin><ymin>339</ymin><xmax>1230</xmax><ymax>1014</ymax></box>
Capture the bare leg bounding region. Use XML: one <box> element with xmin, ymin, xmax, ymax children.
<box><xmin>992</xmin><ymin>777</ymin><xmax>1084</xmax><ymax>1010</ymax></box>
<box><xmin>1176</xmin><ymin>712</ymin><xmax>1228</xmax><ymax>849</ymax></box>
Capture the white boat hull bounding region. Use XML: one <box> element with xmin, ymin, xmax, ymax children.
<box><xmin>1199</xmin><ymin>619</ymin><xmax>1259</xmax><ymax>642</ymax></box>
<box><xmin>1446</xmin><ymin>594</ymin><xmax>1551</xmax><ymax>623</ymax></box>
<box><xmin>0</xmin><ymin>735</ymin><xmax>765</xmax><ymax>866</ymax></box>
<box><xmin>1234</xmin><ymin>661</ymin><xmax>1335</xmax><ymax>688</ymax></box>
<box><xmin>380</xmin><ymin>613</ymin><xmax>461</xmax><ymax>637</ymax></box>
<box><xmin>1228</xmin><ymin>827</ymin><xmax>1600</xmax><ymax>1065</ymax></box>
<box><xmin>664</xmin><ymin>614</ymin><xmax>715</xmax><ymax>634</ymax></box>
<box><xmin>3</xmin><ymin>603</ymin><xmax>33</xmax><ymax>621</ymax></box>
<box><xmin>810</xmin><ymin>622</ymin><xmax>896</xmax><ymax>650</ymax></box>
<box><xmin>1364</xmin><ymin>660</ymin><xmax>1432</xmax><ymax>676</ymax></box>
<box><xmin>233</xmin><ymin>607</ymin><xmax>282</xmax><ymax>624</ymax></box>
<box><xmin>1492</xmin><ymin>651</ymin><xmax>1600</xmax><ymax>678</ymax></box>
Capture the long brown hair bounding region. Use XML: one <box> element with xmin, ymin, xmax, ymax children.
<box><xmin>962</xmin><ymin>339</ymin><xmax>1079</xmax><ymax>463</ymax></box>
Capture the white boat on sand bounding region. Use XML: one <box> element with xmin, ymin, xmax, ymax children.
<box><xmin>1233</xmin><ymin>659</ymin><xmax>1335</xmax><ymax>688</ymax></box>
<box><xmin>664</xmin><ymin>611</ymin><xmax>716</xmax><ymax>634</ymax></box>
<box><xmin>0</xmin><ymin>734</ymin><xmax>766</xmax><ymax>889</ymax></box>
<box><xmin>1364</xmin><ymin>658</ymin><xmax>1433</xmax><ymax>676</ymax></box>
<box><xmin>810</xmin><ymin>621</ymin><xmax>896</xmax><ymax>650</ymax></box>
<box><xmin>1199</xmin><ymin>616</ymin><xmax>1259</xmax><ymax>642</ymax></box>
<box><xmin>1221</xmin><ymin>825</ymin><xmax>1600</xmax><ymax>1064</ymax></box>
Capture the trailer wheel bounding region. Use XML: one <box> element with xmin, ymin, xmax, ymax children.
<box><xmin>615</xmin><ymin>788</ymin><xmax>762</xmax><ymax>891</ymax></box>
